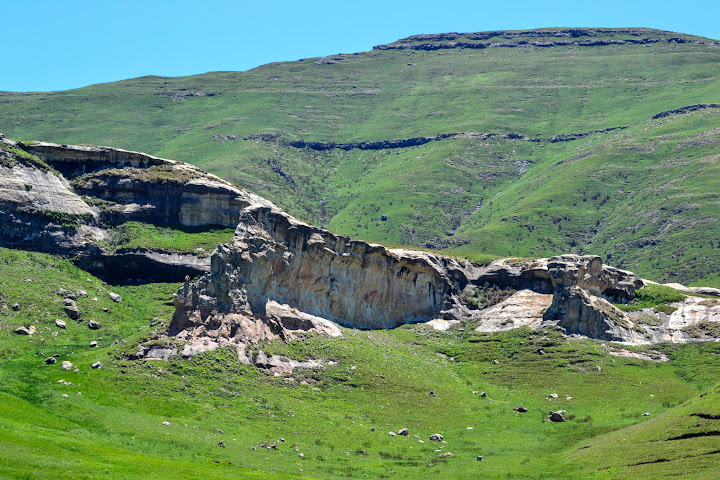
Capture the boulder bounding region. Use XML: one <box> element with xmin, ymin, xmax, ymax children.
<box><xmin>689</xmin><ymin>287</ymin><xmax>720</xmax><ymax>297</ymax></box>
<box><xmin>11</xmin><ymin>303</ymin><xmax>20</xmax><ymax>311</ymax></box>
<box><xmin>64</xmin><ymin>304</ymin><xmax>81</xmax><ymax>320</ymax></box>
<box><xmin>61</xmin><ymin>361</ymin><xmax>73</xmax><ymax>370</ymax></box>
<box><xmin>91</xmin><ymin>362</ymin><xmax>102</xmax><ymax>369</ymax></box>
<box><xmin>398</xmin><ymin>428</ymin><xmax>409</xmax><ymax>436</ymax></box>
<box><xmin>108</xmin><ymin>292</ymin><xmax>122</xmax><ymax>303</ymax></box>
<box><xmin>514</xmin><ymin>406</ymin><xmax>528</xmax><ymax>413</ymax></box>
<box><xmin>87</xmin><ymin>320</ymin><xmax>101</xmax><ymax>330</ymax></box>
<box><xmin>55</xmin><ymin>319</ymin><xmax>67</xmax><ymax>329</ymax></box>
<box><xmin>429</xmin><ymin>433</ymin><xmax>444</xmax><ymax>441</ymax></box>
<box><xmin>45</xmin><ymin>357</ymin><xmax>57</xmax><ymax>364</ymax></box>
<box><xmin>547</xmin><ymin>411</ymin><xmax>566</xmax><ymax>422</ymax></box>
<box><xmin>14</xmin><ymin>326</ymin><xmax>35</xmax><ymax>335</ymax></box>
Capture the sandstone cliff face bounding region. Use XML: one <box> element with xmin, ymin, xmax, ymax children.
<box><xmin>73</xmin><ymin>169</ymin><xmax>266</xmax><ymax>228</ymax></box>
<box><xmin>169</xmin><ymin>205</ymin><xmax>650</xmax><ymax>355</ymax></box>
<box><xmin>0</xmin><ymin>134</ymin><xmax>273</xmax><ymax>282</ymax></box>
<box><xmin>542</xmin><ymin>255</ymin><xmax>645</xmax><ymax>342</ymax></box>
<box><xmin>172</xmin><ymin>205</ymin><xmax>474</xmax><ymax>330</ymax></box>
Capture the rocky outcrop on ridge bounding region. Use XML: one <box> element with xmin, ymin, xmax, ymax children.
<box><xmin>171</xmin><ymin>204</ymin><xmax>476</xmax><ymax>331</ymax></box>
<box><xmin>0</xmin><ymin>134</ymin><xmax>273</xmax><ymax>282</ymax></box>
<box><xmin>374</xmin><ymin>28</ymin><xmax>718</xmax><ymax>52</ymax></box>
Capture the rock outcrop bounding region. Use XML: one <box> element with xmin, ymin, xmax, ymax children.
<box><xmin>542</xmin><ymin>255</ymin><xmax>644</xmax><ymax>342</ymax></box>
<box><xmin>0</xmin><ymin>133</ymin><xmax>273</xmax><ymax>282</ymax></box>
<box><xmin>171</xmin><ymin>204</ymin><xmax>475</xmax><ymax>330</ymax></box>
<box><xmin>166</xmin><ymin>205</ymin><xmax>649</xmax><ymax>362</ymax></box>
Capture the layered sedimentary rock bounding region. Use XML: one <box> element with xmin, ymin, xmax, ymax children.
<box><xmin>169</xmin><ymin>205</ymin><xmax>650</xmax><ymax>358</ymax></box>
<box><xmin>172</xmin><ymin>204</ymin><xmax>476</xmax><ymax>330</ymax></box>
<box><xmin>543</xmin><ymin>255</ymin><xmax>645</xmax><ymax>342</ymax></box>
<box><xmin>0</xmin><ymin>134</ymin><xmax>273</xmax><ymax>281</ymax></box>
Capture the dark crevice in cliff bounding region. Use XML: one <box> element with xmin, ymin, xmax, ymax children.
<box><xmin>691</xmin><ymin>413</ymin><xmax>720</xmax><ymax>420</ymax></box>
<box><xmin>652</xmin><ymin>104</ymin><xmax>720</xmax><ymax>119</ymax></box>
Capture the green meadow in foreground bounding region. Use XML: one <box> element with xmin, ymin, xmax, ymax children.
<box><xmin>2</xmin><ymin>247</ymin><xmax>720</xmax><ymax>479</ymax></box>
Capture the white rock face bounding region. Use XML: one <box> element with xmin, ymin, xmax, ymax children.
<box><xmin>474</xmin><ymin>290</ymin><xmax>553</xmax><ymax>332</ymax></box>
<box><xmin>0</xmin><ymin>165</ymin><xmax>93</xmax><ymax>215</ymax></box>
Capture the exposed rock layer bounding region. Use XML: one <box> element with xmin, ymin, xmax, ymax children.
<box><xmin>0</xmin><ymin>134</ymin><xmax>272</xmax><ymax>282</ymax></box>
<box><xmin>170</xmin><ymin>206</ymin><xmax>649</xmax><ymax>351</ymax></box>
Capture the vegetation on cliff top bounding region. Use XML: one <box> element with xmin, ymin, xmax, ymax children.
<box><xmin>101</xmin><ymin>221</ymin><xmax>236</xmax><ymax>255</ymax></box>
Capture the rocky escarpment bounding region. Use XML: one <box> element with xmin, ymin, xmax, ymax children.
<box><xmin>165</xmin><ymin>203</ymin><xmax>652</xmax><ymax>365</ymax></box>
<box><xmin>172</xmin><ymin>204</ymin><xmax>477</xmax><ymax>330</ymax></box>
<box><xmin>374</xmin><ymin>28</ymin><xmax>718</xmax><ymax>52</ymax></box>
<box><xmin>0</xmin><ymin>134</ymin><xmax>273</xmax><ymax>282</ymax></box>
<box><xmin>542</xmin><ymin>255</ymin><xmax>645</xmax><ymax>342</ymax></box>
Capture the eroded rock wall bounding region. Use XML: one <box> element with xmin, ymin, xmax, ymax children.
<box><xmin>172</xmin><ymin>205</ymin><xmax>474</xmax><ymax>329</ymax></box>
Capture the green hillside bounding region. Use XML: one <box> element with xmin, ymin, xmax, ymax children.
<box><xmin>1</xmin><ymin>27</ymin><xmax>719</xmax><ymax>284</ymax></box>
<box><xmin>2</xmin><ymin>247</ymin><xmax>720</xmax><ymax>479</ymax></box>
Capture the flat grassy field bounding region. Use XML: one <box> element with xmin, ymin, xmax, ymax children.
<box><xmin>2</xmin><ymin>247</ymin><xmax>720</xmax><ymax>479</ymax></box>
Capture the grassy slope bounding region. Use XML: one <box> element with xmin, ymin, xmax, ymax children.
<box><xmin>2</xmin><ymin>248</ymin><xmax>720</xmax><ymax>479</ymax></box>
<box><xmin>100</xmin><ymin>222</ymin><xmax>236</xmax><ymax>255</ymax></box>
<box><xmin>1</xmin><ymin>30</ymin><xmax>720</xmax><ymax>284</ymax></box>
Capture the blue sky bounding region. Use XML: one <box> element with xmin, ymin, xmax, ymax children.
<box><xmin>4</xmin><ymin>0</ymin><xmax>719</xmax><ymax>92</ymax></box>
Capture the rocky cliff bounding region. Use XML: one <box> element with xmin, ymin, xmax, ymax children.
<box><xmin>166</xmin><ymin>203</ymin><xmax>655</xmax><ymax>367</ymax></box>
<box><xmin>0</xmin><ymin>133</ymin><xmax>273</xmax><ymax>282</ymax></box>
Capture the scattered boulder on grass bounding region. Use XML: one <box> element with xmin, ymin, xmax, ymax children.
<box><xmin>429</xmin><ymin>433</ymin><xmax>444</xmax><ymax>442</ymax></box>
<box><xmin>45</xmin><ymin>357</ymin><xmax>57</xmax><ymax>365</ymax></box>
<box><xmin>89</xmin><ymin>341</ymin><xmax>98</xmax><ymax>348</ymax></box>
<box><xmin>64</xmin><ymin>304</ymin><xmax>81</xmax><ymax>320</ymax></box>
<box><xmin>477</xmin><ymin>455</ymin><xmax>483</xmax><ymax>461</ymax></box>
<box><xmin>55</xmin><ymin>319</ymin><xmax>66</xmax><ymax>329</ymax></box>
<box><xmin>61</xmin><ymin>361</ymin><xmax>73</xmax><ymax>370</ymax></box>
<box><xmin>91</xmin><ymin>362</ymin><xmax>102</xmax><ymax>369</ymax></box>
<box><xmin>398</xmin><ymin>428</ymin><xmax>409</xmax><ymax>436</ymax></box>
<box><xmin>218</xmin><ymin>440</ymin><xmax>226</xmax><ymax>448</ymax></box>
<box><xmin>547</xmin><ymin>411</ymin><xmax>566</xmax><ymax>422</ymax></box>
<box><xmin>87</xmin><ymin>320</ymin><xmax>101</xmax><ymax>330</ymax></box>
<box><xmin>388</xmin><ymin>431</ymin><xmax>397</xmax><ymax>437</ymax></box>
<box><xmin>514</xmin><ymin>406</ymin><xmax>528</xmax><ymax>413</ymax></box>
<box><xmin>77</xmin><ymin>290</ymin><xmax>88</xmax><ymax>297</ymax></box>
<box><xmin>108</xmin><ymin>292</ymin><xmax>122</xmax><ymax>303</ymax></box>
<box><xmin>14</xmin><ymin>326</ymin><xmax>36</xmax><ymax>335</ymax></box>
<box><xmin>11</xmin><ymin>303</ymin><xmax>20</xmax><ymax>311</ymax></box>
<box><xmin>439</xmin><ymin>452</ymin><xmax>453</xmax><ymax>458</ymax></box>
